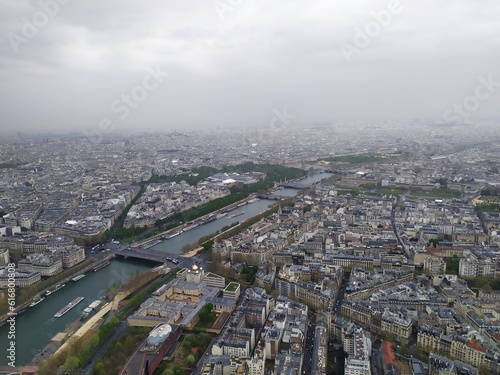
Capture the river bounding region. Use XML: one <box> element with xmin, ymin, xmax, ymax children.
<box><xmin>0</xmin><ymin>258</ymin><xmax>154</xmax><ymax>366</ymax></box>
<box><xmin>272</xmin><ymin>172</ymin><xmax>333</xmax><ymax>197</ymax></box>
<box><xmin>150</xmin><ymin>172</ymin><xmax>332</xmax><ymax>253</ymax></box>
<box><xmin>151</xmin><ymin>198</ymin><xmax>277</xmax><ymax>253</ymax></box>
<box><xmin>0</xmin><ymin>172</ymin><xmax>332</xmax><ymax>366</ymax></box>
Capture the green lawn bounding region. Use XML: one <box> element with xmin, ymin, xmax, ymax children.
<box><xmin>225</xmin><ymin>282</ymin><xmax>240</xmax><ymax>292</ymax></box>
<box><xmin>409</xmin><ymin>188</ymin><xmax>462</xmax><ymax>199</ymax></box>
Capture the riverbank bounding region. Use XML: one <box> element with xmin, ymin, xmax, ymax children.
<box><xmin>51</xmin><ymin>303</ymin><xmax>112</xmax><ymax>359</ymax></box>
<box><xmin>183</xmin><ymin>246</ymin><xmax>204</xmax><ymax>257</ymax></box>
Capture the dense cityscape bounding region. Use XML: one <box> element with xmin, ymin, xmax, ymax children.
<box><xmin>0</xmin><ymin>123</ymin><xmax>500</xmax><ymax>375</ymax></box>
<box><xmin>2</xmin><ymin>0</ymin><xmax>499</xmax><ymax>373</ymax></box>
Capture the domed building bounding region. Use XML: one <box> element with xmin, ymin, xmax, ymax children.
<box><xmin>146</xmin><ymin>324</ymin><xmax>172</xmax><ymax>347</ymax></box>
<box><xmin>186</xmin><ymin>263</ymin><xmax>204</xmax><ymax>283</ymax></box>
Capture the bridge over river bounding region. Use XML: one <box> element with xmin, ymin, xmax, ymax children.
<box><xmin>116</xmin><ymin>248</ymin><xmax>179</xmax><ymax>263</ymax></box>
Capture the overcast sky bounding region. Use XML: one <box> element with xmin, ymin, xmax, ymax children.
<box><xmin>1</xmin><ymin>0</ymin><xmax>499</xmax><ymax>133</ymax></box>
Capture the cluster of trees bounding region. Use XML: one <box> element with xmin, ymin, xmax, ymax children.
<box><xmin>201</xmin><ymin>239</ymin><xmax>214</xmax><ymax>252</ymax></box>
<box><xmin>149</xmin><ymin>162</ymin><xmax>305</xmax><ymax>189</ymax></box>
<box><xmin>39</xmin><ymin>326</ymin><xmax>104</xmax><ymax>375</ymax></box>
<box><xmin>161</xmin><ymin>365</ymin><xmax>190</xmax><ymax>375</ymax></box>
<box><xmin>432</xmin><ymin>177</ymin><xmax>448</xmax><ymax>188</ymax></box>
<box><xmin>475</xmin><ymin>202</ymin><xmax>500</xmax><ymax>214</ymax></box>
<box><xmin>154</xmin><ymin>332</ymin><xmax>212</xmax><ymax>374</ymax></box>
<box><xmin>241</xmin><ymin>265</ymin><xmax>258</xmax><ymax>283</ymax></box>
<box><xmin>90</xmin><ymin>326</ymin><xmax>151</xmax><ymax>375</ymax></box>
<box><xmin>467</xmin><ymin>276</ymin><xmax>500</xmax><ymax>291</ymax></box>
<box><xmin>198</xmin><ymin>303</ymin><xmax>215</xmax><ymax>324</ymax></box>
<box><xmin>481</xmin><ymin>185</ymin><xmax>500</xmax><ymax>196</ymax></box>
<box><xmin>230</xmin><ymin>180</ymin><xmax>272</xmax><ymax>194</ymax></box>
<box><xmin>446</xmin><ymin>255</ymin><xmax>460</xmax><ymax>274</ymax></box>
<box><xmin>105</xmin><ymin>224</ymin><xmax>148</xmax><ymax>241</ymax></box>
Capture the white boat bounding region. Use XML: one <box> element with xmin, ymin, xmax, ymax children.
<box><xmin>52</xmin><ymin>284</ymin><xmax>66</xmax><ymax>293</ymax></box>
<box><xmin>71</xmin><ymin>274</ymin><xmax>86</xmax><ymax>282</ymax></box>
<box><xmin>216</xmin><ymin>212</ymin><xmax>228</xmax><ymax>219</ymax></box>
<box><xmin>167</xmin><ymin>231</ymin><xmax>183</xmax><ymax>239</ymax></box>
<box><xmin>29</xmin><ymin>297</ymin><xmax>45</xmax><ymax>308</ymax></box>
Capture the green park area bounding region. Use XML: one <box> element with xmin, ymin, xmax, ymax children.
<box><xmin>153</xmin><ymin>332</ymin><xmax>212</xmax><ymax>375</ymax></box>
<box><xmin>408</xmin><ymin>187</ymin><xmax>462</xmax><ymax>199</ymax></box>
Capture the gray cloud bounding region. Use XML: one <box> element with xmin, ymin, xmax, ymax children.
<box><xmin>1</xmin><ymin>0</ymin><xmax>499</xmax><ymax>133</ymax></box>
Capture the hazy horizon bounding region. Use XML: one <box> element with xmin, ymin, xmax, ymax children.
<box><xmin>1</xmin><ymin>0</ymin><xmax>500</xmax><ymax>133</ymax></box>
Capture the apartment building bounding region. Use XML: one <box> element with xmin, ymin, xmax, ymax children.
<box><xmin>344</xmin><ymin>327</ymin><xmax>372</xmax><ymax>375</ymax></box>
<box><xmin>0</xmin><ymin>268</ymin><xmax>41</xmax><ymax>288</ymax></box>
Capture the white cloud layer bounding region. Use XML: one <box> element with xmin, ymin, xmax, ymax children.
<box><xmin>1</xmin><ymin>0</ymin><xmax>499</xmax><ymax>132</ymax></box>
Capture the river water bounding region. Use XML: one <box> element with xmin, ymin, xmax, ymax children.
<box><xmin>0</xmin><ymin>258</ymin><xmax>154</xmax><ymax>366</ymax></box>
<box><xmin>0</xmin><ymin>172</ymin><xmax>332</xmax><ymax>366</ymax></box>
<box><xmin>151</xmin><ymin>198</ymin><xmax>277</xmax><ymax>253</ymax></box>
<box><xmin>151</xmin><ymin>172</ymin><xmax>332</xmax><ymax>253</ymax></box>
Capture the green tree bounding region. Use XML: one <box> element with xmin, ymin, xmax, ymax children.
<box><xmin>173</xmin><ymin>365</ymin><xmax>186</xmax><ymax>375</ymax></box>
<box><xmin>94</xmin><ymin>362</ymin><xmax>105</xmax><ymax>375</ymax></box>
<box><xmin>187</xmin><ymin>354</ymin><xmax>196</xmax><ymax>367</ymax></box>
<box><xmin>184</xmin><ymin>337</ymin><xmax>192</xmax><ymax>351</ymax></box>
<box><xmin>446</xmin><ymin>255</ymin><xmax>460</xmax><ymax>274</ymax></box>
<box><xmin>476</xmin><ymin>276</ymin><xmax>493</xmax><ymax>290</ymax></box>
<box><xmin>63</xmin><ymin>356</ymin><xmax>80</xmax><ymax>371</ymax></box>
<box><xmin>124</xmin><ymin>336</ymin><xmax>135</xmax><ymax>352</ymax></box>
